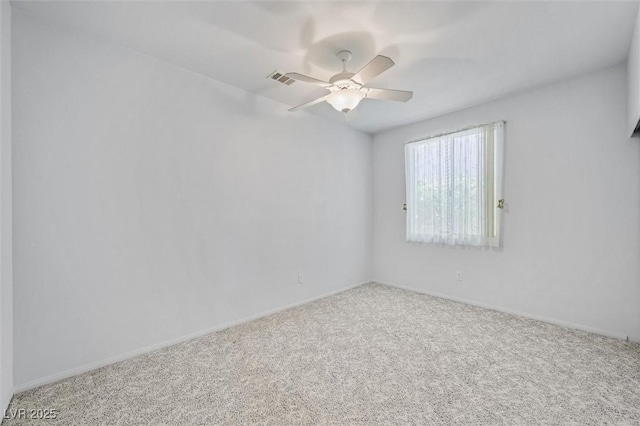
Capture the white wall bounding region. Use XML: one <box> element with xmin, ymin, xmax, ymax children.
<box><xmin>12</xmin><ymin>12</ymin><xmax>372</xmax><ymax>389</ymax></box>
<box><xmin>629</xmin><ymin>7</ymin><xmax>640</xmax><ymax>136</ymax></box>
<box><xmin>373</xmin><ymin>64</ymin><xmax>640</xmax><ymax>341</ymax></box>
<box><xmin>0</xmin><ymin>0</ymin><xmax>13</xmax><ymax>413</ymax></box>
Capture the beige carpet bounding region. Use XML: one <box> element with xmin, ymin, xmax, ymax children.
<box><xmin>4</xmin><ymin>283</ymin><xmax>640</xmax><ymax>425</ymax></box>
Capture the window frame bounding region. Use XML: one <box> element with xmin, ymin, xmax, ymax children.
<box><xmin>404</xmin><ymin>121</ymin><xmax>505</xmax><ymax>247</ymax></box>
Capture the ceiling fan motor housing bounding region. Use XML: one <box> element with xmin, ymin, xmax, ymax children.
<box><xmin>329</xmin><ymin>72</ymin><xmax>358</xmax><ymax>89</ymax></box>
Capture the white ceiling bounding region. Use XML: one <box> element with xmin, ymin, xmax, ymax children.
<box><xmin>11</xmin><ymin>0</ymin><xmax>640</xmax><ymax>134</ymax></box>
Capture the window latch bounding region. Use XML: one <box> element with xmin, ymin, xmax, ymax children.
<box><xmin>497</xmin><ymin>199</ymin><xmax>505</xmax><ymax>209</ymax></box>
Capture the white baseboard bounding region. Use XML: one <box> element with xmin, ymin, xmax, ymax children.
<box><xmin>375</xmin><ymin>280</ymin><xmax>629</xmax><ymax>341</ymax></box>
<box><xmin>629</xmin><ymin>335</ymin><xmax>640</xmax><ymax>344</ymax></box>
<box><xmin>2</xmin><ymin>387</ymin><xmax>14</xmax><ymax>414</ymax></box>
<box><xmin>15</xmin><ymin>281</ymin><xmax>371</xmax><ymax>393</ymax></box>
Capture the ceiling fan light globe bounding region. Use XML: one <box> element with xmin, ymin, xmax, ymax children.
<box><xmin>326</xmin><ymin>89</ymin><xmax>364</xmax><ymax>113</ymax></box>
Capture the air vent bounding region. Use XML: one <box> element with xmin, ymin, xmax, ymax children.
<box><xmin>267</xmin><ymin>70</ymin><xmax>295</xmax><ymax>85</ymax></box>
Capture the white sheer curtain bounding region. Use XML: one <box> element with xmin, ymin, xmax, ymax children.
<box><xmin>405</xmin><ymin>121</ymin><xmax>504</xmax><ymax>247</ymax></box>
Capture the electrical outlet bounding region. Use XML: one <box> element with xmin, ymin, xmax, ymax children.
<box><xmin>298</xmin><ymin>273</ymin><xmax>304</xmax><ymax>284</ymax></box>
<box><xmin>456</xmin><ymin>271</ymin><xmax>463</xmax><ymax>281</ymax></box>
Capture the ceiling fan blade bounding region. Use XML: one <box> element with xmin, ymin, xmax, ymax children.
<box><xmin>352</xmin><ymin>55</ymin><xmax>395</xmax><ymax>85</ymax></box>
<box><xmin>365</xmin><ymin>88</ymin><xmax>413</xmax><ymax>102</ymax></box>
<box><xmin>288</xmin><ymin>95</ymin><xmax>328</xmax><ymax>112</ymax></box>
<box><xmin>284</xmin><ymin>73</ymin><xmax>332</xmax><ymax>88</ymax></box>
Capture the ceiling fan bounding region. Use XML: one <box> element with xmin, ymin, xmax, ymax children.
<box><xmin>285</xmin><ymin>50</ymin><xmax>413</xmax><ymax>114</ymax></box>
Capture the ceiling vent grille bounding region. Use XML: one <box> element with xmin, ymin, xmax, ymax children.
<box><xmin>267</xmin><ymin>70</ymin><xmax>295</xmax><ymax>85</ymax></box>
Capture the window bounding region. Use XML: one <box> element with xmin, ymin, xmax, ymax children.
<box><xmin>405</xmin><ymin>121</ymin><xmax>504</xmax><ymax>247</ymax></box>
